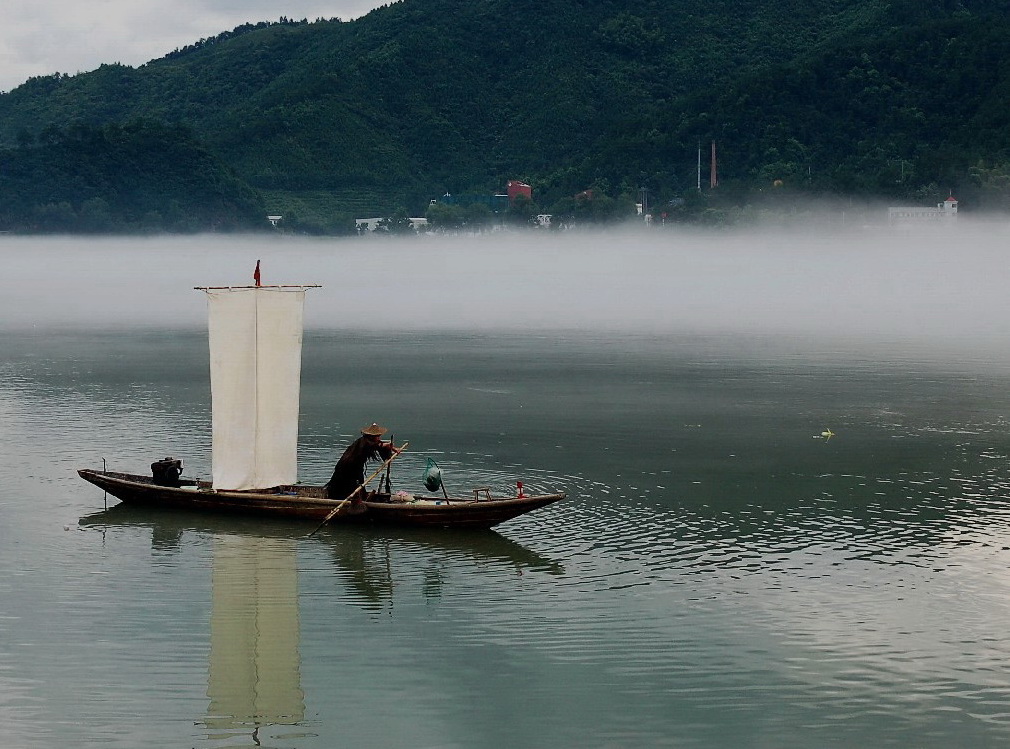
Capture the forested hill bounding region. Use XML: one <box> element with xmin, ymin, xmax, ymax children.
<box><xmin>2</xmin><ymin>0</ymin><xmax>1010</xmax><ymax>233</ymax></box>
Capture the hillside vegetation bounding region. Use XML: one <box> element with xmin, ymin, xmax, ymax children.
<box><xmin>1</xmin><ymin>0</ymin><xmax>1009</xmax><ymax>232</ymax></box>
<box><xmin>0</xmin><ymin>121</ymin><xmax>263</xmax><ymax>233</ymax></box>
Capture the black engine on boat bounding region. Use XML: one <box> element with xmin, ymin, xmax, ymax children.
<box><xmin>151</xmin><ymin>457</ymin><xmax>183</xmax><ymax>486</ymax></box>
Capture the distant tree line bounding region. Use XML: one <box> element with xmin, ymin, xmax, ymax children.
<box><xmin>0</xmin><ymin>121</ymin><xmax>265</xmax><ymax>233</ymax></box>
<box><xmin>2</xmin><ymin>1</ymin><xmax>1010</xmax><ymax>232</ymax></box>
<box><xmin>162</xmin><ymin>17</ymin><xmax>343</xmax><ymax>61</ymax></box>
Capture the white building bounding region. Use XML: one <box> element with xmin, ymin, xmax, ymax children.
<box><xmin>888</xmin><ymin>196</ymin><xmax>958</xmax><ymax>226</ymax></box>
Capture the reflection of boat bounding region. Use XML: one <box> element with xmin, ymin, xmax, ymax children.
<box><xmin>77</xmin><ymin>469</ymin><xmax>565</xmax><ymax>529</ymax></box>
<box><xmin>79</xmin><ymin>503</ymin><xmax>565</xmax><ymax>612</ymax></box>
<box><xmin>79</xmin><ymin>502</ymin><xmax>308</xmax><ymax>542</ymax></box>
<box><xmin>76</xmin><ymin>273</ymin><xmax>564</xmax><ymax>529</ymax></box>
<box><xmin>327</xmin><ymin>524</ymin><xmax>565</xmax><ymax>574</ymax></box>
<box><xmin>81</xmin><ymin>506</ymin><xmax>303</xmax><ymax>742</ymax></box>
<box><xmin>78</xmin><ymin>503</ymin><xmax>565</xmax><ymax>572</ymax></box>
<box><xmin>326</xmin><ymin>525</ymin><xmax>565</xmax><ymax>610</ymax></box>
<box><xmin>79</xmin><ymin>507</ymin><xmax>304</xmax><ymax>742</ymax></box>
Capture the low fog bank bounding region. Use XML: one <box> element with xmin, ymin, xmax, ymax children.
<box><xmin>3</xmin><ymin>226</ymin><xmax>1010</xmax><ymax>357</ymax></box>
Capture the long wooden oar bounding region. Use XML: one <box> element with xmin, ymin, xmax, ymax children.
<box><xmin>307</xmin><ymin>442</ymin><xmax>408</xmax><ymax>537</ymax></box>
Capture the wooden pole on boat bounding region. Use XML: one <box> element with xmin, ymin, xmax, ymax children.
<box><xmin>382</xmin><ymin>434</ymin><xmax>395</xmax><ymax>493</ymax></box>
<box><xmin>306</xmin><ymin>442</ymin><xmax>408</xmax><ymax>537</ymax></box>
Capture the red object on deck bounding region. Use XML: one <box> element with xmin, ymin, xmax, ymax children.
<box><xmin>254</xmin><ymin>260</ymin><xmax>261</xmax><ymax>286</ymax></box>
<box><xmin>517</xmin><ymin>481</ymin><xmax>526</xmax><ymax>498</ymax></box>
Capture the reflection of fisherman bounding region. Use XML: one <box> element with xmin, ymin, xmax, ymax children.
<box><xmin>325</xmin><ymin>423</ymin><xmax>396</xmax><ymax>500</ymax></box>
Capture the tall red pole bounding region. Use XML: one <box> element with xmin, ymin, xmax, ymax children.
<box><xmin>710</xmin><ymin>141</ymin><xmax>718</xmax><ymax>189</ymax></box>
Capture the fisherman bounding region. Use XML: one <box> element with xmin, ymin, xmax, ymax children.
<box><xmin>325</xmin><ymin>423</ymin><xmax>397</xmax><ymax>500</ymax></box>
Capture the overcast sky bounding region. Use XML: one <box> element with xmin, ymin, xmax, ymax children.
<box><xmin>0</xmin><ymin>1</ymin><xmax>390</xmax><ymax>93</ymax></box>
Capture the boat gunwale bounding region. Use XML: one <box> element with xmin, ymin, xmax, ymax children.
<box><xmin>77</xmin><ymin>468</ymin><xmax>567</xmax><ymax>509</ymax></box>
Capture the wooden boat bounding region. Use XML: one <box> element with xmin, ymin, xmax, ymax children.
<box><xmin>76</xmin><ymin>268</ymin><xmax>565</xmax><ymax>530</ymax></box>
<box><xmin>78</xmin><ymin>468</ymin><xmax>565</xmax><ymax>529</ymax></box>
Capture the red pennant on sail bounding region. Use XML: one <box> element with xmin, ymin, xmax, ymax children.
<box><xmin>253</xmin><ymin>260</ymin><xmax>261</xmax><ymax>287</ymax></box>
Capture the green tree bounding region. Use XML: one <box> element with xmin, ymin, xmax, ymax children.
<box><xmin>377</xmin><ymin>207</ymin><xmax>415</xmax><ymax>235</ymax></box>
<box><xmin>426</xmin><ymin>202</ymin><xmax>465</xmax><ymax>232</ymax></box>
<box><xmin>505</xmin><ymin>194</ymin><xmax>539</xmax><ymax>227</ymax></box>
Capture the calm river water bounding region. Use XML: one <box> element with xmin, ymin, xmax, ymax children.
<box><xmin>4</xmin><ymin>231</ymin><xmax>1010</xmax><ymax>748</ymax></box>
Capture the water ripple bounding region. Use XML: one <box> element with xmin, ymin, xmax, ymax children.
<box><xmin>9</xmin><ymin>325</ymin><xmax>1010</xmax><ymax>746</ymax></box>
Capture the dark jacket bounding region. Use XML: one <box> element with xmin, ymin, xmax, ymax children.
<box><xmin>325</xmin><ymin>436</ymin><xmax>393</xmax><ymax>499</ymax></box>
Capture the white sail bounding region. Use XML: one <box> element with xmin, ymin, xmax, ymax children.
<box><xmin>205</xmin><ymin>287</ymin><xmax>307</xmax><ymax>490</ymax></box>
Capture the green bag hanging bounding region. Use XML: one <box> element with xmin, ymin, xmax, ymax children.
<box><xmin>422</xmin><ymin>458</ymin><xmax>442</xmax><ymax>492</ymax></box>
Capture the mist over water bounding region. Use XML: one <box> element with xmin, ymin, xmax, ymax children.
<box><xmin>6</xmin><ymin>230</ymin><xmax>1010</xmax><ymax>746</ymax></box>
<box><xmin>4</xmin><ymin>226</ymin><xmax>1010</xmax><ymax>359</ymax></box>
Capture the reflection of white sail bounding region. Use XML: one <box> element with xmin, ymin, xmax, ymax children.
<box><xmin>206</xmin><ymin>536</ymin><xmax>304</xmax><ymax>735</ymax></box>
<box><xmin>205</xmin><ymin>288</ymin><xmax>306</xmax><ymax>490</ymax></box>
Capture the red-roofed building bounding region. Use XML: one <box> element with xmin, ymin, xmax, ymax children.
<box><xmin>507</xmin><ymin>180</ymin><xmax>532</xmax><ymax>204</ymax></box>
